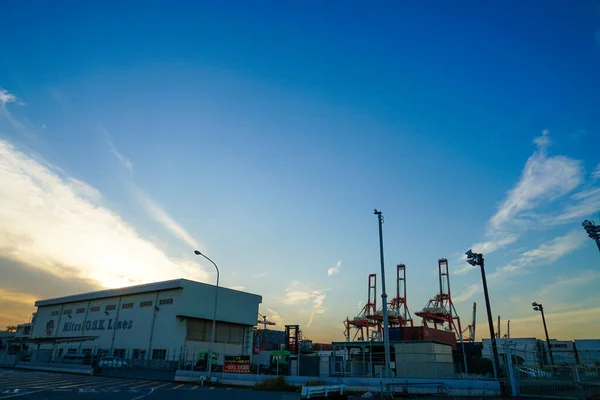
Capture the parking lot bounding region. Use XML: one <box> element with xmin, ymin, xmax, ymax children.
<box><xmin>0</xmin><ymin>369</ymin><xmax>300</xmax><ymax>399</ymax></box>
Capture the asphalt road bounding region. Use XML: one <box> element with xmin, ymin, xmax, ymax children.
<box><xmin>0</xmin><ymin>370</ymin><xmax>301</xmax><ymax>400</ymax></box>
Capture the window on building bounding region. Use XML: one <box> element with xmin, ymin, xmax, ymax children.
<box><xmin>122</xmin><ymin>302</ymin><xmax>134</xmax><ymax>309</ymax></box>
<box><xmin>152</xmin><ymin>349</ymin><xmax>166</xmax><ymax>360</ymax></box>
<box><xmin>67</xmin><ymin>348</ymin><xmax>77</xmax><ymax>354</ymax></box>
<box><xmin>132</xmin><ymin>349</ymin><xmax>146</xmax><ymax>360</ymax></box>
<box><xmin>159</xmin><ymin>298</ymin><xmax>173</xmax><ymax>305</ymax></box>
<box><xmin>140</xmin><ymin>301</ymin><xmax>153</xmax><ymax>308</ymax></box>
<box><xmin>63</xmin><ymin>309</ymin><xmax>72</xmax><ymax>315</ymax></box>
<box><xmin>105</xmin><ymin>305</ymin><xmax>116</xmax><ymax>311</ymax></box>
<box><xmin>97</xmin><ymin>349</ymin><xmax>109</xmax><ymax>357</ymax></box>
<box><xmin>76</xmin><ymin>308</ymin><xmax>85</xmax><ymax>314</ymax></box>
<box><xmin>113</xmin><ymin>349</ymin><xmax>126</xmax><ymax>358</ymax></box>
<box><xmin>51</xmin><ymin>311</ymin><xmax>59</xmax><ymax>316</ymax></box>
<box><xmin>81</xmin><ymin>348</ymin><xmax>92</xmax><ymax>355</ymax></box>
<box><xmin>90</xmin><ymin>306</ymin><xmax>100</xmax><ymax>312</ymax></box>
<box><xmin>57</xmin><ymin>349</ymin><xmax>64</xmax><ymax>358</ymax></box>
<box><xmin>186</xmin><ymin>319</ymin><xmax>244</xmax><ymax>344</ymax></box>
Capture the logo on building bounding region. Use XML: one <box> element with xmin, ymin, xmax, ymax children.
<box><xmin>46</xmin><ymin>320</ymin><xmax>54</xmax><ymax>336</ymax></box>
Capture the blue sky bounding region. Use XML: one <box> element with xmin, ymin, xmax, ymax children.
<box><xmin>1</xmin><ymin>1</ymin><xmax>599</xmax><ymax>342</ymax></box>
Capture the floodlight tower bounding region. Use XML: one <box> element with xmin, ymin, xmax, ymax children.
<box><xmin>532</xmin><ymin>302</ymin><xmax>555</xmax><ymax>366</ymax></box>
<box><xmin>465</xmin><ymin>249</ymin><xmax>501</xmax><ymax>379</ymax></box>
<box><xmin>582</xmin><ymin>219</ymin><xmax>600</xmax><ymax>254</ymax></box>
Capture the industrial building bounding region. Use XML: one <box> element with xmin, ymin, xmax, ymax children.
<box><xmin>23</xmin><ymin>279</ymin><xmax>261</xmax><ymax>364</ymax></box>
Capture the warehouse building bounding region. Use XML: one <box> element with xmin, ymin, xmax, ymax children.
<box><xmin>27</xmin><ymin>279</ymin><xmax>262</xmax><ymax>365</ymax></box>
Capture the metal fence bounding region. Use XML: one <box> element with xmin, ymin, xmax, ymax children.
<box><xmin>328</xmin><ymin>349</ymin><xmax>481</xmax><ymax>379</ymax></box>
<box><xmin>501</xmin><ymin>345</ymin><xmax>600</xmax><ymax>399</ymax></box>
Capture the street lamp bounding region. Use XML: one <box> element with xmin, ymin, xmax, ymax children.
<box><xmin>194</xmin><ymin>250</ymin><xmax>220</xmax><ymax>381</ymax></box>
<box><xmin>465</xmin><ymin>249</ymin><xmax>501</xmax><ymax>379</ymax></box>
<box><xmin>582</xmin><ymin>219</ymin><xmax>600</xmax><ymax>254</ymax></box>
<box><xmin>374</xmin><ymin>209</ymin><xmax>392</xmax><ymax>379</ymax></box>
<box><xmin>532</xmin><ymin>302</ymin><xmax>554</xmax><ymax>367</ymax></box>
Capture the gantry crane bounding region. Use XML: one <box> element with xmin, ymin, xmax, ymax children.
<box><xmin>415</xmin><ymin>258</ymin><xmax>465</xmax><ymax>341</ymax></box>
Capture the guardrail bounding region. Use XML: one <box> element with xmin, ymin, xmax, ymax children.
<box><xmin>301</xmin><ymin>384</ymin><xmax>346</xmax><ymax>399</ymax></box>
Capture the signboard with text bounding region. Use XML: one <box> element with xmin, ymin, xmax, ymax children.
<box><xmin>224</xmin><ymin>355</ymin><xmax>251</xmax><ymax>373</ymax></box>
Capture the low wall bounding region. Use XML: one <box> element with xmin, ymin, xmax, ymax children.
<box><xmin>14</xmin><ymin>362</ymin><xmax>92</xmax><ymax>375</ymax></box>
<box><xmin>174</xmin><ymin>370</ymin><xmax>500</xmax><ymax>396</ymax></box>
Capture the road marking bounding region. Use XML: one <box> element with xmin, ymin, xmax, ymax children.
<box><xmin>0</xmin><ymin>388</ymin><xmax>49</xmax><ymax>399</ymax></box>
<box><xmin>130</xmin><ymin>382</ymin><xmax>157</xmax><ymax>389</ymax></box>
<box><xmin>131</xmin><ymin>388</ymin><xmax>154</xmax><ymax>400</ymax></box>
<box><xmin>191</xmin><ymin>385</ymin><xmax>198</xmax><ymax>390</ymax></box>
<box><xmin>30</xmin><ymin>379</ymin><xmax>78</xmax><ymax>387</ymax></box>
<box><xmin>172</xmin><ymin>384</ymin><xmax>184</xmax><ymax>390</ymax></box>
<box><xmin>151</xmin><ymin>383</ymin><xmax>170</xmax><ymax>389</ymax></box>
<box><xmin>209</xmin><ymin>386</ymin><xmax>215</xmax><ymax>390</ymax></box>
<box><xmin>115</xmin><ymin>380</ymin><xmax>148</xmax><ymax>388</ymax></box>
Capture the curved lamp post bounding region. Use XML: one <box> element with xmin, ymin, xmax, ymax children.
<box><xmin>194</xmin><ymin>250</ymin><xmax>220</xmax><ymax>381</ymax></box>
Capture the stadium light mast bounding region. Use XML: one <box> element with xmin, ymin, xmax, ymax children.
<box><xmin>582</xmin><ymin>219</ymin><xmax>600</xmax><ymax>254</ymax></box>
<box><xmin>532</xmin><ymin>302</ymin><xmax>555</xmax><ymax>366</ymax></box>
<box><xmin>374</xmin><ymin>209</ymin><xmax>392</xmax><ymax>379</ymax></box>
<box><xmin>465</xmin><ymin>249</ymin><xmax>501</xmax><ymax>379</ymax></box>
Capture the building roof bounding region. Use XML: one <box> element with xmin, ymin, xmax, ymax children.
<box><xmin>34</xmin><ymin>278</ymin><xmax>262</xmax><ymax>307</ymax></box>
<box><xmin>35</xmin><ymin>279</ymin><xmax>187</xmax><ymax>307</ymax></box>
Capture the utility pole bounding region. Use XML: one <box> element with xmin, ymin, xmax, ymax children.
<box><xmin>374</xmin><ymin>209</ymin><xmax>392</xmax><ymax>379</ymax></box>
<box><xmin>466</xmin><ymin>250</ymin><xmax>501</xmax><ymax>379</ymax></box>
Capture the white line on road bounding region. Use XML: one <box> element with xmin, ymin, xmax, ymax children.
<box><xmin>131</xmin><ymin>388</ymin><xmax>154</xmax><ymax>400</ymax></box>
<box><xmin>0</xmin><ymin>389</ymin><xmax>50</xmax><ymax>399</ymax></box>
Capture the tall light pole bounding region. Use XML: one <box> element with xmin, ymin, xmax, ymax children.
<box><xmin>194</xmin><ymin>250</ymin><xmax>220</xmax><ymax>381</ymax></box>
<box><xmin>532</xmin><ymin>302</ymin><xmax>554</xmax><ymax>367</ymax></box>
<box><xmin>465</xmin><ymin>250</ymin><xmax>501</xmax><ymax>379</ymax></box>
<box><xmin>582</xmin><ymin>219</ymin><xmax>600</xmax><ymax>254</ymax></box>
<box><xmin>374</xmin><ymin>209</ymin><xmax>392</xmax><ymax>378</ymax></box>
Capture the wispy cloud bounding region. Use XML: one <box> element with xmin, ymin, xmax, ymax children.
<box><xmin>134</xmin><ymin>188</ymin><xmax>200</xmax><ymax>249</ymax></box>
<box><xmin>328</xmin><ymin>260</ymin><xmax>342</xmax><ymax>276</ymax></box>
<box><xmin>266</xmin><ymin>308</ymin><xmax>285</xmax><ymax>326</ymax></box>
<box><xmin>0</xmin><ymin>88</ymin><xmax>17</xmax><ymax>105</ymax></box>
<box><xmin>489</xmin><ymin>130</ymin><xmax>582</xmax><ymax>234</ymax></box>
<box><xmin>592</xmin><ymin>163</ymin><xmax>600</xmax><ymax>180</ymax></box>
<box><xmin>101</xmin><ymin>129</ymin><xmax>200</xmax><ymax>250</ymax></box>
<box><xmin>508</xmin><ymin>230</ymin><xmax>588</xmax><ymax>268</ymax></box>
<box><xmin>461</xmin><ymin>130</ymin><xmax>585</xmax><ymax>267</ymax></box>
<box><xmin>283</xmin><ymin>281</ymin><xmax>327</xmax><ymax>328</ymax></box>
<box><xmin>0</xmin><ymin>139</ymin><xmax>209</xmax><ymax>290</ymax></box>
<box><xmin>455</xmin><ymin>230</ymin><xmax>588</xmax><ymax>302</ymax></box>
<box><xmin>102</xmin><ymin>130</ymin><xmax>133</xmax><ymax>176</ymax></box>
<box><xmin>229</xmin><ymin>285</ymin><xmax>246</xmax><ymax>291</ymax></box>
<box><xmin>540</xmin><ymin>270</ymin><xmax>600</xmax><ymax>296</ymax></box>
<box><xmin>454</xmin><ymin>283</ymin><xmax>481</xmax><ymax>303</ymax></box>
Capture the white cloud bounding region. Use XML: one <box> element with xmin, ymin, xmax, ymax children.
<box><xmin>490</xmin><ymin>131</ymin><xmax>582</xmax><ymax>232</ymax></box>
<box><xmin>454</xmin><ymin>283</ymin><xmax>481</xmax><ymax>303</ymax></box>
<box><xmin>134</xmin><ymin>188</ymin><xmax>200</xmax><ymax>249</ymax></box>
<box><xmin>540</xmin><ymin>270</ymin><xmax>600</xmax><ymax>296</ymax></box>
<box><xmin>229</xmin><ymin>285</ymin><xmax>246</xmax><ymax>291</ymax></box>
<box><xmin>0</xmin><ymin>89</ymin><xmax>17</xmax><ymax>105</ymax></box>
<box><xmin>462</xmin><ymin>130</ymin><xmax>584</xmax><ymax>263</ymax></box>
<box><xmin>266</xmin><ymin>308</ymin><xmax>285</xmax><ymax>327</ymax></box>
<box><xmin>592</xmin><ymin>164</ymin><xmax>600</xmax><ymax>180</ymax></box>
<box><xmin>103</xmin><ymin>133</ymin><xmax>133</xmax><ymax>176</ymax></box>
<box><xmin>328</xmin><ymin>260</ymin><xmax>342</xmax><ymax>276</ymax></box>
<box><xmin>282</xmin><ymin>281</ymin><xmax>327</xmax><ymax>328</ymax></box>
<box><xmin>455</xmin><ymin>230</ymin><xmax>588</xmax><ymax>303</ymax></box>
<box><xmin>0</xmin><ymin>139</ymin><xmax>209</xmax><ymax>289</ymax></box>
